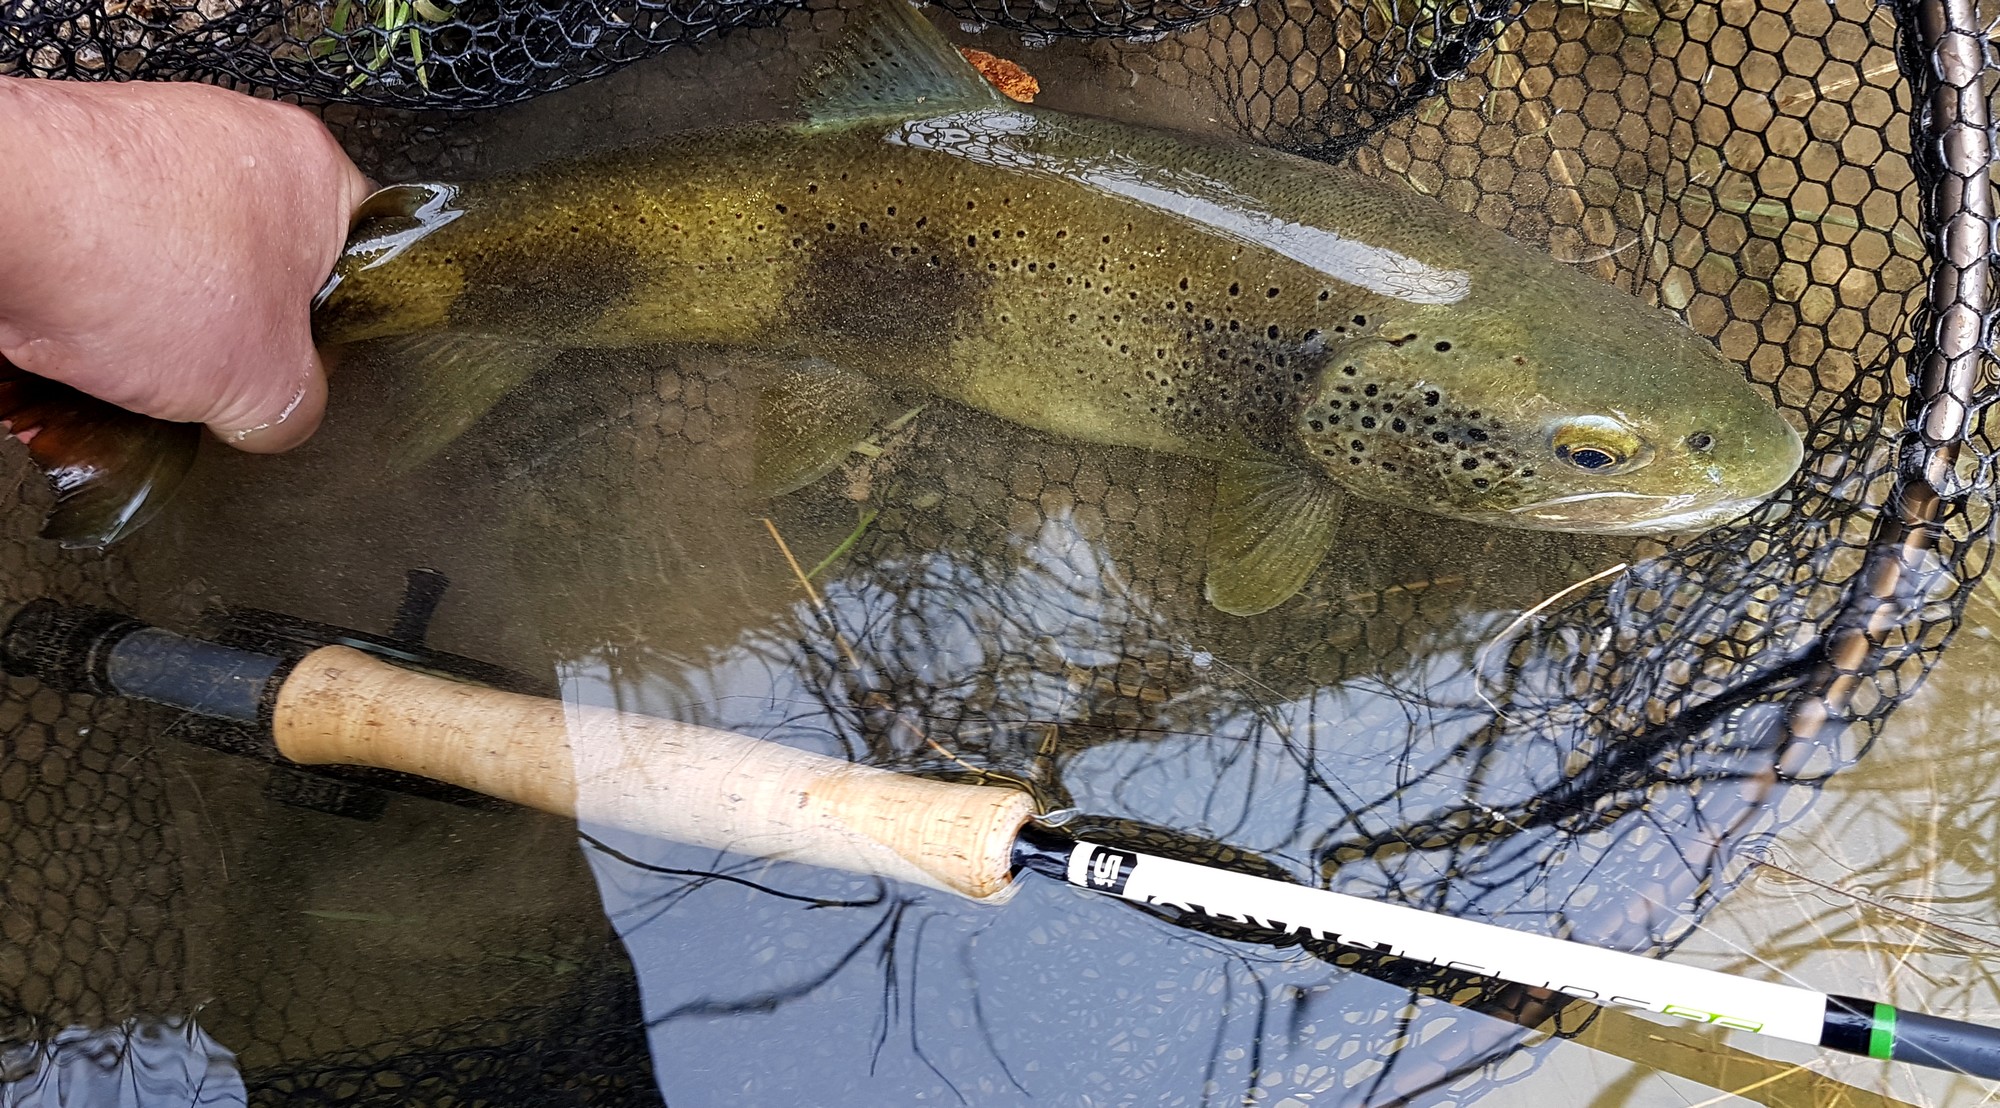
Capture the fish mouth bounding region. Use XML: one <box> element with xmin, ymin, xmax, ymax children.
<box><xmin>1503</xmin><ymin>490</ymin><xmax>1775</xmax><ymax>535</ymax></box>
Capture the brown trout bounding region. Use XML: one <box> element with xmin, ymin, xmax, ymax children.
<box><xmin>12</xmin><ymin>1</ymin><xmax>1801</xmax><ymax>614</ymax></box>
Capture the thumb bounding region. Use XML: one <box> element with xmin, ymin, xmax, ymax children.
<box><xmin>206</xmin><ymin>351</ymin><xmax>328</xmax><ymax>453</ymax></box>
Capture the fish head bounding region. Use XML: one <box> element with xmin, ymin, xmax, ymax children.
<box><xmin>1294</xmin><ymin>296</ymin><xmax>1804</xmax><ymax>536</ymax></box>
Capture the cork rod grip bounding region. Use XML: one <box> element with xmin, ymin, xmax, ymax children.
<box><xmin>270</xmin><ymin>646</ymin><xmax>1035</xmax><ymax>900</ymax></box>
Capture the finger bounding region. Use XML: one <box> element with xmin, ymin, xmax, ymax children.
<box><xmin>208</xmin><ymin>354</ymin><xmax>327</xmax><ymax>453</ymax></box>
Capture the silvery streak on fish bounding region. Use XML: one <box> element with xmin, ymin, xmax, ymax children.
<box><xmin>10</xmin><ymin>0</ymin><xmax>1801</xmax><ymax>614</ymax></box>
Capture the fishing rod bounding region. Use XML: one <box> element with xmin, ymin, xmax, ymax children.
<box><xmin>6</xmin><ymin>596</ymin><xmax>1998</xmax><ymax>1081</ymax></box>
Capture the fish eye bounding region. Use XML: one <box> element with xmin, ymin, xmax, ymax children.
<box><xmin>1558</xmin><ymin>445</ymin><xmax>1622</xmax><ymax>470</ymax></box>
<box><xmin>1687</xmin><ymin>432</ymin><xmax>1715</xmax><ymax>452</ymax></box>
<box><xmin>1549</xmin><ymin>416</ymin><xmax>1648</xmax><ymax>475</ymax></box>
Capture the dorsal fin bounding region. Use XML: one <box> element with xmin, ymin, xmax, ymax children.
<box><xmin>800</xmin><ymin>0</ymin><xmax>1009</xmax><ymax>128</ymax></box>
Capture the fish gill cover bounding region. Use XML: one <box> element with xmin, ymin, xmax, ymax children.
<box><xmin>0</xmin><ymin>0</ymin><xmax>1996</xmax><ymax>1104</ymax></box>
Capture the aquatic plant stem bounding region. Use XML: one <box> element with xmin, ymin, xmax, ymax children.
<box><xmin>805</xmin><ymin>507</ymin><xmax>878</xmax><ymax>581</ymax></box>
<box><xmin>762</xmin><ymin>516</ymin><xmax>862</xmax><ymax>670</ymax></box>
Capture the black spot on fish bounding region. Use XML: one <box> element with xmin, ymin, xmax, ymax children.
<box><xmin>1360</xmin><ymin>416</ymin><xmax>1376</xmax><ymax>428</ymax></box>
<box><xmin>1434</xmin><ymin>340</ymin><xmax>1452</xmax><ymax>352</ymax></box>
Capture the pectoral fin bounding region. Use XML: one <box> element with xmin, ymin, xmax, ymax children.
<box><xmin>377</xmin><ymin>332</ymin><xmax>551</xmax><ymax>471</ymax></box>
<box><xmin>753</xmin><ymin>361</ymin><xmax>894</xmax><ymax>498</ymax></box>
<box><xmin>1203</xmin><ymin>459</ymin><xmax>1342</xmax><ymax>616</ymax></box>
<box><xmin>0</xmin><ymin>357</ymin><xmax>200</xmax><ymax>548</ymax></box>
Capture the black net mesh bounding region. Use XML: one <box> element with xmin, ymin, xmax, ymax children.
<box><xmin>0</xmin><ymin>0</ymin><xmax>797</xmax><ymax>107</ymax></box>
<box><xmin>3</xmin><ymin>0</ymin><xmax>1997</xmax><ymax>1102</ymax></box>
<box><xmin>0</xmin><ymin>487</ymin><xmax>199</xmax><ymax>1059</ymax></box>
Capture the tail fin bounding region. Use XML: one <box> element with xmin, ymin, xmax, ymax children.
<box><xmin>0</xmin><ymin>356</ymin><xmax>200</xmax><ymax>548</ymax></box>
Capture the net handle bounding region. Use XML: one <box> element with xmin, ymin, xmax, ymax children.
<box><xmin>271</xmin><ymin>645</ymin><xmax>1035</xmax><ymax>900</ymax></box>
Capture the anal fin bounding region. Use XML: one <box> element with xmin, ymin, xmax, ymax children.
<box><xmin>0</xmin><ymin>356</ymin><xmax>200</xmax><ymax>548</ymax></box>
<box><xmin>374</xmin><ymin>332</ymin><xmax>552</xmax><ymax>471</ymax></box>
<box><xmin>754</xmin><ymin>360</ymin><xmax>894</xmax><ymax>498</ymax></box>
<box><xmin>1203</xmin><ymin>458</ymin><xmax>1342</xmax><ymax>616</ymax></box>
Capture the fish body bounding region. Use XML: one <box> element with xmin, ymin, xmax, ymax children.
<box><xmin>21</xmin><ymin>1</ymin><xmax>1802</xmax><ymax>613</ymax></box>
<box><xmin>320</xmin><ymin>106</ymin><xmax>1799</xmax><ymax>521</ymax></box>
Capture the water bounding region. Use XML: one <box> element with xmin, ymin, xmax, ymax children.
<box><xmin>4</xmin><ymin>0</ymin><xmax>1989</xmax><ymax>1104</ymax></box>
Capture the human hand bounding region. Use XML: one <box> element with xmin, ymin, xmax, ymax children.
<box><xmin>0</xmin><ymin>76</ymin><xmax>372</xmax><ymax>452</ymax></box>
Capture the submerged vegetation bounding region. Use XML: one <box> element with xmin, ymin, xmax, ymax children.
<box><xmin>308</xmin><ymin>0</ymin><xmax>455</xmax><ymax>90</ymax></box>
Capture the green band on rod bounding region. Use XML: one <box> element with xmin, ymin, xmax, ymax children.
<box><xmin>1870</xmin><ymin>1003</ymin><xmax>1898</xmax><ymax>1060</ymax></box>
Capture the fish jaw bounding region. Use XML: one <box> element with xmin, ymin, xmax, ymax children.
<box><xmin>1500</xmin><ymin>490</ymin><xmax>1779</xmax><ymax>534</ymax></box>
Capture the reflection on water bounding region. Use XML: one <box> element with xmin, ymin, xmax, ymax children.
<box><xmin>496</xmin><ymin>342</ymin><xmax>1626</xmax><ymax>1104</ymax></box>
<box><xmin>0</xmin><ymin>1019</ymin><xmax>244</xmax><ymax>1108</ymax></box>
